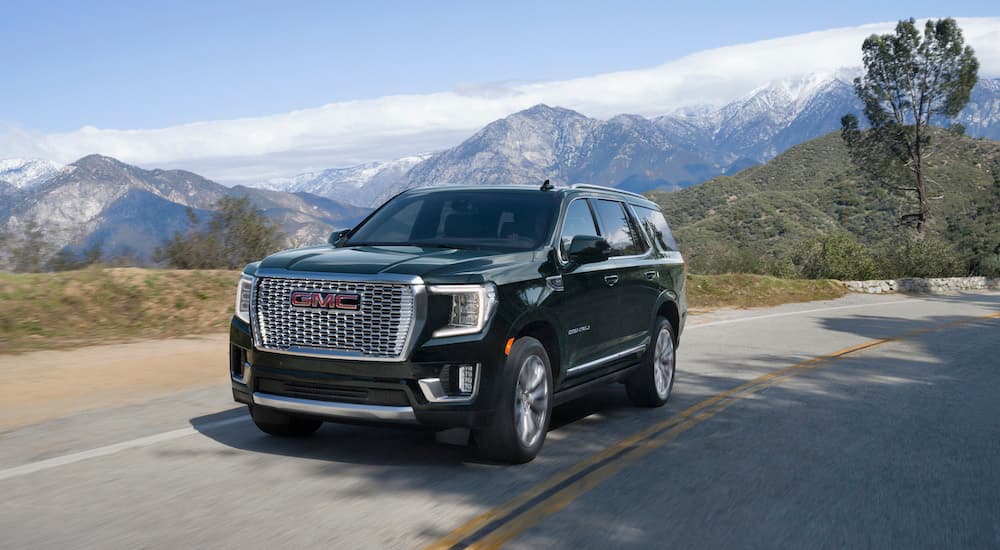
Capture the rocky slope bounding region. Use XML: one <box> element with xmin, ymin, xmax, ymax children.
<box><xmin>0</xmin><ymin>155</ymin><xmax>368</xmax><ymax>264</ymax></box>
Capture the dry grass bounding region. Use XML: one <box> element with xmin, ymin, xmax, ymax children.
<box><xmin>0</xmin><ymin>267</ymin><xmax>239</xmax><ymax>353</ymax></box>
<box><xmin>0</xmin><ymin>268</ymin><xmax>847</xmax><ymax>354</ymax></box>
<box><xmin>687</xmin><ymin>273</ymin><xmax>846</xmax><ymax>311</ymax></box>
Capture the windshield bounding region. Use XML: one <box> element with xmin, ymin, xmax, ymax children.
<box><xmin>347</xmin><ymin>189</ymin><xmax>560</xmax><ymax>250</ymax></box>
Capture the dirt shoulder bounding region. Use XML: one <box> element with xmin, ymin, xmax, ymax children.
<box><xmin>0</xmin><ymin>335</ymin><xmax>229</xmax><ymax>431</ymax></box>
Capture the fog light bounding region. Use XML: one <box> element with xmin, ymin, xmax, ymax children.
<box><xmin>459</xmin><ymin>364</ymin><xmax>476</xmax><ymax>394</ymax></box>
<box><xmin>419</xmin><ymin>363</ymin><xmax>480</xmax><ymax>403</ymax></box>
<box><xmin>230</xmin><ymin>346</ymin><xmax>249</xmax><ymax>384</ymax></box>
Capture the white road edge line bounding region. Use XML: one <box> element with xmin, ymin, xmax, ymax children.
<box><xmin>0</xmin><ymin>416</ymin><xmax>247</xmax><ymax>482</ymax></box>
<box><xmin>688</xmin><ymin>298</ymin><xmax>912</xmax><ymax>329</ymax></box>
<box><xmin>0</xmin><ymin>294</ymin><xmax>947</xmax><ymax>482</ymax></box>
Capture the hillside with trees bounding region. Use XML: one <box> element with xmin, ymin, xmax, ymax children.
<box><xmin>648</xmin><ymin>129</ymin><xmax>1000</xmax><ymax>277</ymax></box>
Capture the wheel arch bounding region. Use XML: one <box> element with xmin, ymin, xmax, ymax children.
<box><xmin>507</xmin><ymin>310</ymin><xmax>564</xmax><ymax>388</ymax></box>
<box><xmin>654</xmin><ymin>295</ymin><xmax>681</xmax><ymax>347</ymax></box>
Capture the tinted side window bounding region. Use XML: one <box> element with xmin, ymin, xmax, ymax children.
<box><xmin>592</xmin><ymin>199</ymin><xmax>646</xmax><ymax>257</ymax></box>
<box><xmin>559</xmin><ymin>199</ymin><xmax>600</xmax><ymax>258</ymax></box>
<box><xmin>635</xmin><ymin>206</ymin><xmax>678</xmax><ymax>251</ymax></box>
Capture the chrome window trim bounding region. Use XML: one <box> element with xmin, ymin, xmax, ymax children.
<box><xmin>249</xmin><ymin>269</ymin><xmax>427</xmax><ymax>362</ymax></box>
<box><xmin>253</xmin><ymin>392</ymin><xmax>417</xmax><ymax>423</ymax></box>
<box><xmin>631</xmin><ymin>204</ymin><xmax>679</xmax><ymax>254</ymax></box>
<box><xmin>567</xmin><ymin>344</ymin><xmax>647</xmax><ymax>376</ymax></box>
<box><xmin>624</xmin><ymin>203</ymin><xmax>658</xmax><ymax>256</ymax></box>
<box><xmin>555</xmin><ymin>196</ymin><xmax>603</xmax><ymax>266</ymax></box>
<box><xmin>591</xmin><ymin>199</ymin><xmax>653</xmax><ymax>261</ymax></box>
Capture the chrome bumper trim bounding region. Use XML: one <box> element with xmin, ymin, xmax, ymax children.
<box><xmin>252</xmin><ymin>392</ymin><xmax>417</xmax><ymax>423</ymax></box>
<box><xmin>417</xmin><ymin>364</ymin><xmax>480</xmax><ymax>403</ymax></box>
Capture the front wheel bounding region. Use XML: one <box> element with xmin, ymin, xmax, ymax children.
<box><xmin>626</xmin><ymin>317</ymin><xmax>676</xmax><ymax>407</ymax></box>
<box><xmin>475</xmin><ymin>337</ymin><xmax>553</xmax><ymax>464</ymax></box>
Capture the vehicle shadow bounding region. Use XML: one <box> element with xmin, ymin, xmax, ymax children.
<box><xmin>187</xmin><ymin>381</ymin><xmax>643</xmax><ymax>467</ymax></box>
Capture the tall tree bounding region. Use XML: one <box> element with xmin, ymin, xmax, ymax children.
<box><xmin>842</xmin><ymin>17</ymin><xmax>978</xmax><ymax>236</ymax></box>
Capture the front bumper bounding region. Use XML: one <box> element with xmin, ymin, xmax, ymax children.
<box><xmin>229</xmin><ymin>317</ymin><xmax>504</xmax><ymax>429</ymax></box>
<box><xmin>252</xmin><ymin>392</ymin><xmax>417</xmax><ymax>423</ymax></box>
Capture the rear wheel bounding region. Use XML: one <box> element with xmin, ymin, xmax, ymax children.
<box><xmin>626</xmin><ymin>317</ymin><xmax>676</xmax><ymax>407</ymax></box>
<box><xmin>476</xmin><ymin>337</ymin><xmax>553</xmax><ymax>464</ymax></box>
<box><xmin>250</xmin><ymin>405</ymin><xmax>323</xmax><ymax>437</ymax></box>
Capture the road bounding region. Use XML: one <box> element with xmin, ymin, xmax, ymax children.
<box><xmin>2</xmin><ymin>292</ymin><xmax>999</xmax><ymax>549</ymax></box>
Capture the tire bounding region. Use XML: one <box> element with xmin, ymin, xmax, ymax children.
<box><xmin>475</xmin><ymin>337</ymin><xmax>553</xmax><ymax>464</ymax></box>
<box><xmin>250</xmin><ymin>405</ymin><xmax>323</xmax><ymax>437</ymax></box>
<box><xmin>626</xmin><ymin>317</ymin><xmax>676</xmax><ymax>408</ymax></box>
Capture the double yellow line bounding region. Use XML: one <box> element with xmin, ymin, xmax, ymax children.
<box><xmin>426</xmin><ymin>311</ymin><xmax>1000</xmax><ymax>550</ymax></box>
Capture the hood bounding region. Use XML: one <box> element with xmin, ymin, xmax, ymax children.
<box><xmin>257</xmin><ymin>244</ymin><xmax>544</xmax><ymax>284</ymax></box>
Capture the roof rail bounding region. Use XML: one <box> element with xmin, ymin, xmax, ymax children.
<box><xmin>571</xmin><ymin>183</ymin><xmax>648</xmax><ymax>200</ymax></box>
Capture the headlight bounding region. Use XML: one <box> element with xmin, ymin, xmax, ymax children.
<box><xmin>429</xmin><ymin>283</ymin><xmax>498</xmax><ymax>337</ymax></box>
<box><xmin>235</xmin><ymin>274</ymin><xmax>254</xmax><ymax>323</ymax></box>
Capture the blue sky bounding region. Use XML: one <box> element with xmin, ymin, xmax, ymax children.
<box><xmin>3</xmin><ymin>0</ymin><xmax>998</xmax><ymax>132</ymax></box>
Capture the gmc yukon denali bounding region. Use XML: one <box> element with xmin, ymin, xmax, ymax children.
<box><xmin>229</xmin><ymin>183</ymin><xmax>686</xmax><ymax>463</ymax></box>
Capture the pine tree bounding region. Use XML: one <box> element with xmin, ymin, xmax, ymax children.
<box><xmin>842</xmin><ymin>18</ymin><xmax>979</xmax><ymax>236</ymax></box>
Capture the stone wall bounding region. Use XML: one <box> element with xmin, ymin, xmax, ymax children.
<box><xmin>843</xmin><ymin>277</ymin><xmax>1000</xmax><ymax>294</ymax></box>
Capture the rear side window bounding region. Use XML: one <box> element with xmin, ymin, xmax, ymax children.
<box><xmin>635</xmin><ymin>206</ymin><xmax>679</xmax><ymax>251</ymax></box>
<box><xmin>592</xmin><ymin>199</ymin><xmax>647</xmax><ymax>257</ymax></box>
<box><xmin>559</xmin><ymin>199</ymin><xmax>600</xmax><ymax>258</ymax></box>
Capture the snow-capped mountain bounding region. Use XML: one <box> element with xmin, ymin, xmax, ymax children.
<box><xmin>379</xmin><ymin>75</ymin><xmax>1000</xmax><ymax>200</ymax></box>
<box><xmin>653</xmin><ymin>74</ymin><xmax>860</xmax><ymax>168</ymax></box>
<box><xmin>0</xmin><ymin>155</ymin><xmax>369</xmax><ymax>265</ymax></box>
<box><xmin>0</xmin><ymin>158</ymin><xmax>69</xmax><ymax>189</ymax></box>
<box><xmin>262</xmin><ymin>154</ymin><xmax>432</xmax><ymax>207</ymax></box>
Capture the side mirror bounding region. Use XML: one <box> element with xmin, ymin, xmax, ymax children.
<box><xmin>567</xmin><ymin>235</ymin><xmax>611</xmax><ymax>264</ymax></box>
<box><xmin>327</xmin><ymin>228</ymin><xmax>351</xmax><ymax>247</ymax></box>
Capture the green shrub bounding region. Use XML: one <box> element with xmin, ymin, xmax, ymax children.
<box><xmin>972</xmin><ymin>252</ymin><xmax>1000</xmax><ymax>277</ymax></box>
<box><xmin>876</xmin><ymin>236</ymin><xmax>967</xmax><ymax>278</ymax></box>
<box><xmin>791</xmin><ymin>232</ymin><xmax>881</xmax><ymax>280</ymax></box>
<box><xmin>685</xmin><ymin>241</ymin><xmax>791</xmax><ymax>276</ymax></box>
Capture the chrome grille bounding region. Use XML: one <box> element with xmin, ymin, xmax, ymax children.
<box><xmin>254</xmin><ymin>277</ymin><xmax>415</xmax><ymax>359</ymax></box>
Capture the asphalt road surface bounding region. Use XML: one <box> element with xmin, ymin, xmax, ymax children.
<box><xmin>2</xmin><ymin>292</ymin><xmax>999</xmax><ymax>549</ymax></box>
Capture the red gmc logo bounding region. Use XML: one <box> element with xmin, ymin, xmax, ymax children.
<box><xmin>289</xmin><ymin>291</ymin><xmax>361</xmax><ymax>311</ymax></box>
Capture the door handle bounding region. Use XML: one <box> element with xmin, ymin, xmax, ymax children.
<box><xmin>604</xmin><ymin>274</ymin><xmax>619</xmax><ymax>286</ymax></box>
<box><xmin>644</xmin><ymin>271</ymin><xmax>658</xmax><ymax>280</ymax></box>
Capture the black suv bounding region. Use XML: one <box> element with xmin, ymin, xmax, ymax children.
<box><xmin>230</xmin><ymin>183</ymin><xmax>686</xmax><ymax>463</ymax></box>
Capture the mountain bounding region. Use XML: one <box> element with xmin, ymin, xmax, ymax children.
<box><xmin>340</xmin><ymin>75</ymin><xmax>1000</xmax><ymax>205</ymax></box>
<box><xmin>0</xmin><ymin>155</ymin><xmax>369</xmax><ymax>264</ymax></box>
<box><xmin>262</xmin><ymin>154</ymin><xmax>431</xmax><ymax>207</ymax></box>
<box><xmin>0</xmin><ymin>158</ymin><xmax>68</xmax><ymax>189</ymax></box>
<box><xmin>653</xmin><ymin>74</ymin><xmax>861</xmax><ymax>166</ymax></box>
<box><xmin>961</xmin><ymin>78</ymin><xmax>1000</xmax><ymax>140</ymax></box>
<box><xmin>647</xmin><ymin>129</ymin><xmax>1000</xmax><ymax>270</ymax></box>
<box><xmin>385</xmin><ymin>104</ymin><xmax>721</xmax><ymax>203</ymax></box>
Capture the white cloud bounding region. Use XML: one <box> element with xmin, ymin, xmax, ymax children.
<box><xmin>2</xmin><ymin>17</ymin><xmax>998</xmax><ymax>185</ymax></box>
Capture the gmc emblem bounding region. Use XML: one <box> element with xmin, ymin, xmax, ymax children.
<box><xmin>289</xmin><ymin>291</ymin><xmax>361</xmax><ymax>311</ymax></box>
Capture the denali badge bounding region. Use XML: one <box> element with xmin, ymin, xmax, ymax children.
<box><xmin>289</xmin><ymin>291</ymin><xmax>361</xmax><ymax>311</ymax></box>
